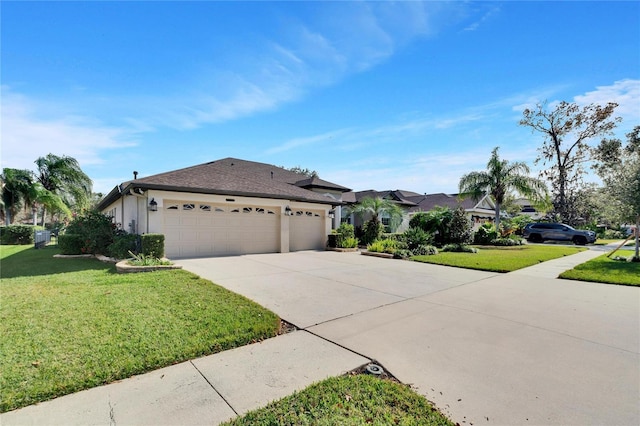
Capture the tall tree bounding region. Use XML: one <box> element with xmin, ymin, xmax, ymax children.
<box><xmin>519</xmin><ymin>101</ymin><xmax>620</xmax><ymax>224</ymax></box>
<box><xmin>1</xmin><ymin>168</ymin><xmax>36</xmax><ymax>225</ymax></box>
<box><xmin>458</xmin><ymin>147</ymin><xmax>548</xmax><ymax>229</ymax></box>
<box><xmin>35</xmin><ymin>154</ymin><xmax>92</xmax><ymax>224</ymax></box>
<box><xmin>593</xmin><ymin>126</ymin><xmax>640</xmax><ymax>260</ymax></box>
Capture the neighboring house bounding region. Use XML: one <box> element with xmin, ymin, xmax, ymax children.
<box><xmin>342</xmin><ymin>190</ymin><xmax>498</xmax><ymax>231</ymax></box>
<box><xmin>97</xmin><ymin>158</ymin><xmax>350</xmax><ymax>258</ymax></box>
<box><xmin>341</xmin><ymin>190</ymin><xmax>418</xmax><ymax>232</ymax></box>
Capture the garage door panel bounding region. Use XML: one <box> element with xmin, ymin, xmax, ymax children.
<box><xmin>164</xmin><ymin>201</ymin><xmax>279</xmax><ymax>258</ymax></box>
<box><xmin>290</xmin><ymin>209</ymin><xmax>325</xmax><ymax>252</ymax></box>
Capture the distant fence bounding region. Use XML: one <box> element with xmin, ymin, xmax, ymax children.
<box><xmin>34</xmin><ymin>230</ymin><xmax>52</xmax><ymax>249</ymax></box>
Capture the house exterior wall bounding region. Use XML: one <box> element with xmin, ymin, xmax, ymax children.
<box><xmin>102</xmin><ymin>189</ymin><xmax>333</xmax><ymax>256</ymax></box>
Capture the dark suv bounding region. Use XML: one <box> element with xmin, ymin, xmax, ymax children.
<box><xmin>523</xmin><ymin>223</ymin><xmax>596</xmax><ymax>245</ymax></box>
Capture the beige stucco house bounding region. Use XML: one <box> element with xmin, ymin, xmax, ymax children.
<box><xmin>97</xmin><ymin>158</ymin><xmax>350</xmax><ymax>258</ymax></box>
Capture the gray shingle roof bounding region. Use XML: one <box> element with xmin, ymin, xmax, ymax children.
<box><xmin>98</xmin><ymin>158</ymin><xmax>347</xmax><ymax>210</ymax></box>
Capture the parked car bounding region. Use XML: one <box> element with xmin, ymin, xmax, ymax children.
<box><xmin>523</xmin><ymin>223</ymin><xmax>597</xmax><ymax>245</ymax></box>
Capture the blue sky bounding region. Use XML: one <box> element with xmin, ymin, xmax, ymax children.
<box><xmin>2</xmin><ymin>1</ymin><xmax>639</xmax><ymax>196</ymax></box>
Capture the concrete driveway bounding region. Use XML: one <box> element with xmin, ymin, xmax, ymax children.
<box><xmin>178</xmin><ymin>250</ymin><xmax>640</xmax><ymax>425</ymax></box>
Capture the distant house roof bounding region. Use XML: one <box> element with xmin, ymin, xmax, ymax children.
<box><xmin>342</xmin><ymin>190</ymin><xmax>495</xmax><ymax>213</ymax></box>
<box><xmin>405</xmin><ymin>193</ymin><xmax>481</xmax><ymax>212</ymax></box>
<box><xmin>97</xmin><ymin>158</ymin><xmax>351</xmax><ymax>210</ymax></box>
<box><xmin>346</xmin><ymin>190</ymin><xmax>420</xmax><ymax>207</ymax></box>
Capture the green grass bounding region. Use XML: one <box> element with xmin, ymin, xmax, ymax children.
<box><xmin>559</xmin><ymin>254</ymin><xmax>640</xmax><ymax>286</ymax></box>
<box><xmin>223</xmin><ymin>374</ymin><xmax>454</xmax><ymax>426</ymax></box>
<box><xmin>413</xmin><ymin>245</ymin><xmax>585</xmax><ymax>273</ymax></box>
<box><xmin>0</xmin><ymin>245</ymin><xmax>281</xmax><ymax>412</ymax></box>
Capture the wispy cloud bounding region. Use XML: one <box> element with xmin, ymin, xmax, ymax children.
<box><xmin>574</xmin><ymin>79</ymin><xmax>640</xmax><ymax>125</ymax></box>
<box><xmin>0</xmin><ymin>87</ymin><xmax>137</xmax><ymax>171</ymax></box>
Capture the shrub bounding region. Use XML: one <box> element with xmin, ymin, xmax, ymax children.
<box><xmin>413</xmin><ymin>244</ymin><xmax>438</xmax><ymax>256</ymax></box>
<box><xmin>0</xmin><ymin>225</ymin><xmax>42</xmax><ymax>245</ymax></box>
<box><xmin>58</xmin><ymin>234</ymin><xmax>84</xmax><ymax>255</ymax></box>
<box><xmin>127</xmin><ymin>251</ymin><xmax>172</xmax><ymax>266</ymax></box>
<box><xmin>333</xmin><ymin>223</ymin><xmax>357</xmax><ymax>248</ymax></box>
<box><xmin>340</xmin><ymin>237</ymin><xmax>359</xmax><ymax>249</ymax></box>
<box><xmin>362</xmin><ymin>220</ymin><xmax>385</xmax><ymax>245</ymax></box>
<box><xmin>65</xmin><ymin>211</ymin><xmax>115</xmax><ymax>254</ymax></box>
<box><xmin>603</xmin><ymin>229</ymin><xmax>625</xmax><ymax>239</ymax></box>
<box><xmin>491</xmin><ymin>237</ymin><xmax>524</xmax><ymax>246</ymax></box>
<box><xmin>108</xmin><ymin>233</ymin><xmax>140</xmax><ymax>259</ymax></box>
<box><xmin>367</xmin><ymin>238</ymin><xmax>398</xmax><ymax>254</ymax></box>
<box><xmin>393</xmin><ymin>249</ymin><xmax>414</xmax><ymax>259</ymax></box>
<box><xmin>401</xmin><ymin>227</ymin><xmax>434</xmax><ymax>251</ymax></box>
<box><xmin>473</xmin><ymin>223</ymin><xmax>499</xmax><ymax>245</ymax></box>
<box><xmin>448</xmin><ymin>207</ymin><xmax>473</xmax><ymax>245</ymax></box>
<box><xmin>409</xmin><ymin>207</ymin><xmax>453</xmax><ymax>247</ymax></box>
<box><xmin>442</xmin><ymin>243</ymin><xmax>478</xmax><ymax>253</ymax></box>
<box><xmin>141</xmin><ymin>234</ymin><xmax>165</xmax><ymax>258</ymax></box>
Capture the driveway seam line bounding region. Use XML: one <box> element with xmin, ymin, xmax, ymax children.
<box><xmin>189</xmin><ymin>360</ymin><xmax>239</xmax><ymax>417</ymax></box>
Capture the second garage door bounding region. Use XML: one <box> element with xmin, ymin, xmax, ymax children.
<box><xmin>163</xmin><ymin>201</ymin><xmax>280</xmax><ymax>258</ymax></box>
<box><xmin>290</xmin><ymin>209</ymin><xmax>326</xmax><ymax>251</ymax></box>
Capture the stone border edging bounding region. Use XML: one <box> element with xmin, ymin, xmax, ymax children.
<box><xmin>360</xmin><ymin>251</ymin><xmax>394</xmax><ymax>259</ymax></box>
<box><xmin>115</xmin><ymin>260</ymin><xmax>182</xmax><ymax>274</ymax></box>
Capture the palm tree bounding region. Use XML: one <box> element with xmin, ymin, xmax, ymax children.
<box><xmin>348</xmin><ymin>196</ymin><xmax>405</xmax><ymax>243</ymax></box>
<box><xmin>1</xmin><ymin>168</ymin><xmax>37</xmax><ymax>225</ymax></box>
<box><xmin>459</xmin><ymin>147</ymin><xmax>548</xmax><ymax>229</ymax></box>
<box><xmin>35</xmin><ymin>154</ymin><xmax>92</xmax><ymax>224</ymax></box>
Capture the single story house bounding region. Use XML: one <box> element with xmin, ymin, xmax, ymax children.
<box><xmin>342</xmin><ymin>190</ymin><xmax>498</xmax><ymax>231</ymax></box>
<box><xmin>97</xmin><ymin>158</ymin><xmax>350</xmax><ymax>258</ymax></box>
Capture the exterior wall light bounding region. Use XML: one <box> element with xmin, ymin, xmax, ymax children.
<box><xmin>328</xmin><ymin>210</ymin><xmax>335</xmax><ymax>219</ymax></box>
<box><xmin>284</xmin><ymin>206</ymin><xmax>292</xmax><ymax>216</ymax></box>
<box><xmin>148</xmin><ymin>198</ymin><xmax>158</xmax><ymax>212</ymax></box>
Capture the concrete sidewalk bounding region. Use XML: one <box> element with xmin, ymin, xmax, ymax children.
<box><xmin>1</xmin><ymin>331</ymin><xmax>368</xmax><ymax>425</ymax></box>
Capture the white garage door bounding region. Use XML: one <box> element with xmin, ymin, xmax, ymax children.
<box><xmin>290</xmin><ymin>209</ymin><xmax>326</xmax><ymax>251</ymax></box>
<box><xmin>163</xmin><ymin>201</ymin><xmax>279</xmax><ymax>258</ymax></box>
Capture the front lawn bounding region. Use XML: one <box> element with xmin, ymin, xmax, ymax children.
<box><xmin>413</xmin><ymin>245</ymin><xmax>585</xmax><ymax>273</ymax></box>
<box><xmin>224</xmin><ymin>374</ymin><xmax>454</xmax><ymax>426</ymax></box>
<box><xmin>0</xmin><ymin>245</ymin><xmax>281</xmax><ymax>413</ymax></box>
<box><xmin>559</xmin><ymin>254</ymin><xmax>640</xmax><ymax>286</ymax></box>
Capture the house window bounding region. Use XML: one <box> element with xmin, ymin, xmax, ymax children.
<box><xmin>256</xmin><ymin>208</ymin><xmax>265</xmax><ymax>214</ymax></box>
<box><xmin>183</xmin><ymin>204</ymin><xmax>195</xmax><ymax>211</ymax></box>
<box><xmin>267</xmin><ymin>210</ymin><xmax>275</xmax><ymax>215</ymax></box>
<box><xmin>167</xmin><ymin>204</ymin><xmax>179</xmax><ymax>210</ymax></box>
<box><xmin>243</xmin><ymin>207</ymin><xmax>253</xmax><ymax>213</ymax></box>
<box><xmin>200</xmin><ymin>204</ymin><xmax>212</xmax><ymax>212</ymax></box>
<box><xmin>381</xmin><ymin>217</ymin><xmax>390</xmax><ymax>226</ymax></box>
<box><xmin>215</xmin><ymin>207</ymin><xmax>225</xmax><ymax>212</ymax></box>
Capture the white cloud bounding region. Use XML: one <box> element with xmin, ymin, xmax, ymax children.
<box><xmin>574</xmin><ymin>79</ymin><xmax>640</xmax><ymax>125</ymax></box>
<box><xmin>0</xmin><ymin>88</ymin><xmax>137</xmax><ymax>172</ymax></box>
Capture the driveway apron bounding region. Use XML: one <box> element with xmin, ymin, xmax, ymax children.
<box><xmin>178</xmin><ymin>251</ymin><xmax>640</xmax><ymax>425</ymax></box>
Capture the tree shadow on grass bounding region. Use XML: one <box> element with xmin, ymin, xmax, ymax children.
<box><xmin>0</xmin><ymin>245</ymin><xmax>115</xmax><ymax>279</ymax></box>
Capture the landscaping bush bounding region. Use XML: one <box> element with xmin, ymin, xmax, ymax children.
<box><xmin>58</xmin><ymin>234</ymin><xmax>84</xmax><ymax>255</ymax></box>
<box><xmin>413</xmin><ymin>244</ymin><xmax>438</xmax><ymax>256</ymax></box>
<box><xmin>362</xmin><ymin>219</ymin><xmax>385</xmax><ymax>245</ymax></box>
<box><xmin>141</xmin><ymin>234</ymin><xmax>165</xmax><ymax>258</ymax></box>
<box><xmin>332</xmin><ymin>223</ymin><xmax>358</xmax><ymax>248</ymax></box>
<box><xmin>409</xmin><ymin>207</ymin><xmax>453</xmax><ymax>247</ymax></box>
<box><xmin>401</xmin><ymin>227</ymin><xmax>434</xmax><ymax>251</ymax></box>
<box><xmin>442</xmin><ymin>243</ymin><xmax>478</xmax><ymax>253</ymax></box>
<box><xmin>473</xmin><ymin>223</ymin><xmax>499</xmax><ymax>245</ymax></box>
<box><xmin>64</xmin><ymin>211</ymin><xmax>115</xmax><ymax>254</ymax></box>
<box><xmin>491</xmin><ymin>236</ymin><xmax>525</xmax><ymax>246</ymax></box>
<box><xmin>108</xmin><ymin>233</ymin><xmax>140</xmax><ymax>259</ymax></box>
<box><xmin>367</xmin><ymin>238</ymin><xmax>398</xmax><ymax>254</ymax></box>
<box><xmin>602</xmin><ymin>229</ymin><xmax>625</xmax><ymax>239</ymax></box>
<box><xmin>448</xmin><ymin>207</ymin><xmax>473</xmax><ymax>245</ymax></box>
<box><xmin>340</xmin><ymin>237</ymin><xmax>359</xmax><ymax>248</ymax></box>
<box><xmin>0</xmin><ymin>225</ymin><xmax>42</xmax><ymax>245</ymax></box>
